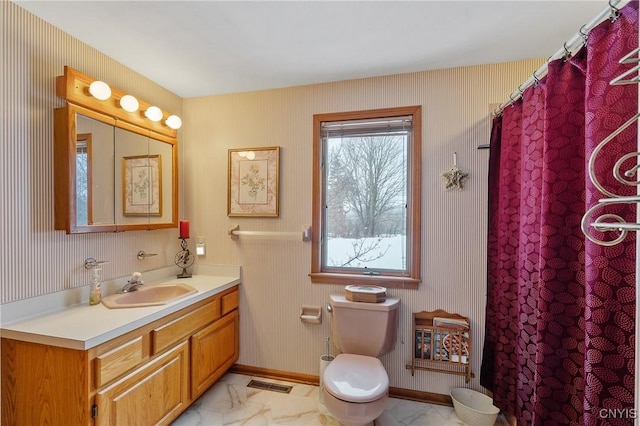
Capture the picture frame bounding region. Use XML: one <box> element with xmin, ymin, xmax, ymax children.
<box><xmin>228</xmin><ymin>146</ymin><xmax>280</xmax><ymax>217</ymax></box>
<box><xmin>122</xmin><ymin>154</ymin><xmax>162</xmax><ymax>216</ymax></box>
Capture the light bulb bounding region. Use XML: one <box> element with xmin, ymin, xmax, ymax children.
<box><xmin>145</xmin><ymin>106</ymin><xmax>163</xmax><ymax>122</ymax></box>
<box><xmin>88</xmin><ymin>81</ymin><xmax>111</xmax><ymax>100</ymax></box>
<box><xmin>119</xmin><ymin>95</ymin><xmax>139</xmax><ymax>112</ymax></box>
<box><xmin>165</xmin><ymin>115</ymin><xmax>182</xmax><ymax>129</ymax></box>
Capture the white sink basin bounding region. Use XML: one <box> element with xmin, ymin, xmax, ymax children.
<box><xmin>101</xmin><ymin>283</ymin><xmax>198</xmax><ymax>309</ymax></box>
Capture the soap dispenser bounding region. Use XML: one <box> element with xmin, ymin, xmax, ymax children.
<box><xmin>89</xmin><ymin>267</ymin><xmax>102</xmax><ymax>305</ymax></box>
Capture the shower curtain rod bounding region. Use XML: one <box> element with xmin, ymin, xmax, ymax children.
<box><xmin>493</xmin><ymin>0</ymin><xmax>629</xmax><ymax>117</ymax></box>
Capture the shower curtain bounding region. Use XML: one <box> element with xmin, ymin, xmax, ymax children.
<box><xmin>481</xmin><ymin>2</ymin><xmax>638</xmax><ymax>425</ymax></box>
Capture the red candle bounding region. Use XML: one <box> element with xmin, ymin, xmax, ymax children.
<box><xmin>179</xmin><ymin>220</ymin><xmax>190</xmax><ymax>239</ymax></box>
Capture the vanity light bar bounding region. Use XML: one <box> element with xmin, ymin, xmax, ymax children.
<box><xmin>56</xmin><ymin>66</ymin><xmax>182</xmax><ymax>136</ymax></box>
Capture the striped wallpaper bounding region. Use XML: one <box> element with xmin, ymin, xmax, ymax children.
<box><xmin>3</xmin><ymin>0</ymin><xmax>551</xmax><ymax>396</ymax></box>
<box><xmin>1</xmin><ymin>1</ymin><xmax>183</xmax><ymax>302</ymax></box>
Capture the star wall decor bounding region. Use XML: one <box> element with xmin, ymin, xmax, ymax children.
<box><xmin>442</xmin><ymin>166</ymin><xmax>469</xmax><ymax>190</ymax></box>
<box><xmin>441</xmin><ymin>152</ymin><xmax>469</xmax><ymax>190</ymax></box>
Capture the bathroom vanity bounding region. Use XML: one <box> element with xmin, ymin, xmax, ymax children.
<box><xmin>0</xmin><ymin>273</ymin><xmax>240</xmax><ymax>426</ymax></box>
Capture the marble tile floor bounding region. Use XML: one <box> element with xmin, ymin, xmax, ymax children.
<box><xmin>171</xmin><ymin>373</ymin><xmax>508</xmax><ymax>426</ymax></box>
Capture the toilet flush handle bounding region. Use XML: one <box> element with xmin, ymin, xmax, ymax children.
<box><xmin>326</xmin><ymin>303</ymin><xmax>332</xmax><ymax>314</ymax></box>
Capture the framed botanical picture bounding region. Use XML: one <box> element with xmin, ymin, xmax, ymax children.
<box><xmin>228</xmin><ymin>146</ymin><xmax>280</xmax><ymax>217</ymax></box>
<box><xmin>122</xmin><ymin>155</ymin><xmax>162</xmax><ymax>216</ymax></box>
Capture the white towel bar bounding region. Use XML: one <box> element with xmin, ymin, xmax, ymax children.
<box><xmin>228</xmin><ymin>225</ymin><xmax>312</xmax><ymax>242</ymax></box>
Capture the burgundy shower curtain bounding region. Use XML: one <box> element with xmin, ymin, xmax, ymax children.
<box><xmin>481</xmin><ymin>2</ymin><xmax>638</xmax><ymax>425</ymax></box>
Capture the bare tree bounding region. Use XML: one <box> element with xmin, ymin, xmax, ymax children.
<box><xmin>330</xmin><ymin>238</ymin><xmax>391</xmax><ymax>268</ymax></box>
<box><xmin>327</xmin><ymin>135</ymin><xmax>406</xmax><ymax>238</ymax></box>
<box><xmin>326</xmin><ymin>152</ymin><xmax>350</xmax><ymax>237</ymax></box>
<box><xmin>76</xmin><ymin>150</ymin><xmax>89</xmax><ymax>225</ymax></box>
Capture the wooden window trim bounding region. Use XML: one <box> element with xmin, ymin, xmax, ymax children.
<box><xmin>310</xmin><ymin>106</ymin><xmax>422</xmax><ymax>289</ymax></box>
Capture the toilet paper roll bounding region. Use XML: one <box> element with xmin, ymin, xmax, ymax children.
<box><xmin>319</xmin><ymin>355</ymin><xmax>334</xmax><ymax>404</ymax></box>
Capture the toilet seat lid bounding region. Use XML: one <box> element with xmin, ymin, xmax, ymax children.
<box><xmin>323</xmin><ymin>354</ymin><xmax>388</xmax><ymax>403</ymax></box>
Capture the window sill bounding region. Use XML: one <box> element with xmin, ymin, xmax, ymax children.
<box><xmin>308</xmin><ymin>272</ymin><xmax>419</xmax><ymax>290</ymax></box>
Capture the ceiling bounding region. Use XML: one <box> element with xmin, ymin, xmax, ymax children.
<box><xmin>15</xmin><ymin>1</ymin><xmax>618</xmax><ymax>98</ymax></box>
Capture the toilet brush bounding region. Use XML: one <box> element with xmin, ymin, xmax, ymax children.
<box><xmin>320</xmin><ymin>336</ymin><xmax>334</xmax><ymax>403</ymax></box>
<box><xmin>326</xmin><ymin>336</ymin><xmax>330</xmax><ymax>359</ymax></box>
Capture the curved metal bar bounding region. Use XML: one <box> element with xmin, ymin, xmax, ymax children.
<box><xmin>613</xmin><ymin>151</ymin><xmax>640</xmax><ymax>184</ymax></box>
<box><xmin>588</xmin><ymin>111</ymin><xmax>640</xmax><ymax>198</ymax></box>
<box><xmin>581</xmin><ymin>204</ymin><xmax>628</xmax><ymax>246</ymax></box>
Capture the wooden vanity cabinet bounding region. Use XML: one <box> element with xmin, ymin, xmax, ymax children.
<box><xmin>1</xmin><ymin>339</ymin><xmax>93</xmax><ymax>426</ymax></box>
<box><xmin>191</xmin><ymin>308</ymin><xmax>239</xmax><ymax>398</ymax></box>
<box><xmin>1</xmin><ymin>285</ymin><xmax>240</xmax><ymax>426</ymax></box>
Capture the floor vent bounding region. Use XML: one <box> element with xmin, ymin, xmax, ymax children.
<box><xmin>247</xmin><ymin>380</ymin><xmax>293</xmax><ymax>394</ymax></box>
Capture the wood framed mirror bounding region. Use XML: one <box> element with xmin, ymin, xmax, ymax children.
<box><xmin>54</xmin><ymin>67</ymin><xmax>178</xmax><ymax>234</ymax></box>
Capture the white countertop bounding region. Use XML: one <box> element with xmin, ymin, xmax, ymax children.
<box><xmin>0</xmin><ymin>265</ymin><xmax>241</xmax><ymax>350</ymax></box>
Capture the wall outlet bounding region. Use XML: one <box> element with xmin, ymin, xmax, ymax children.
<box><xmin>196</xmin><ymin>236</ymin><xmax>206</xmax><ymax>256</ymax></box>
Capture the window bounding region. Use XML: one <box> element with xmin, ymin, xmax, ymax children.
<box><xmin>310</xmin><ymin>106</ymin><xmax>421</xmax><ymax>289</ymax></box>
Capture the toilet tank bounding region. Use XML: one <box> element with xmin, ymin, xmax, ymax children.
<box><xmin>329</xmin><ymin>294</ymin><xmax>400</xmax><ymax>357</ymax></box>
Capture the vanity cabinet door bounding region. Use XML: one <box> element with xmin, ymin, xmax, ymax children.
<box><xmin>191</xmin><ymin>309</ymin><xmax>239</xmax><ymax>398</ymax></box>
<box><xmin>94</xmin><ymin>341</ymin><xmax>189</xmax><ymax>426</ymax></box>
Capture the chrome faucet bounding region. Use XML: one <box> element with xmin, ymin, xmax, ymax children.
<box><xmin>119</xmin><ymin>272</ymin><xmax>144</xmax><ymax>293</ymax></box>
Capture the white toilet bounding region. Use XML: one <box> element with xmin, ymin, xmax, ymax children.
<box><xmin>322</xmin><ymin>294</ymin><xmax>400</xmax><ymax>426</ymax></box>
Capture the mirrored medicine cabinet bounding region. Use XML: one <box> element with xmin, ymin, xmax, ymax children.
<box><xmin>54</xmin><ymin>66</ymin><xmax>178</xmax><ymax>234</ymax></box>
